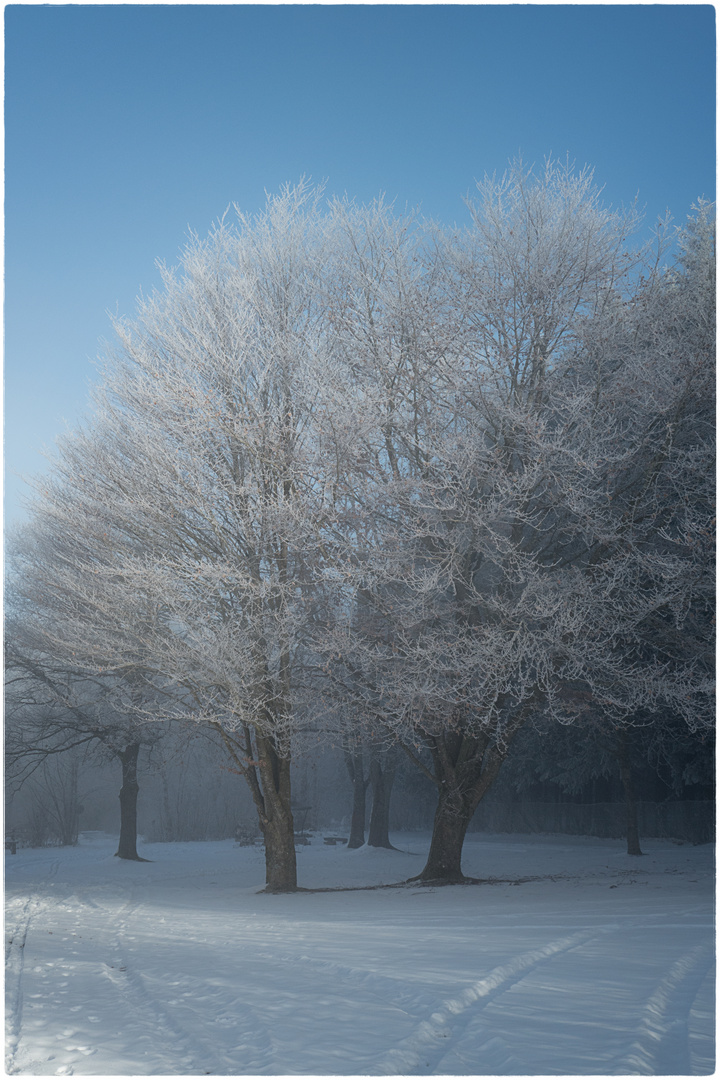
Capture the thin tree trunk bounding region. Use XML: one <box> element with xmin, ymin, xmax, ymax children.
<box><xmin>368</xmin><ymin>751</ymin><xmax>397</xmax><ymax>848</ymax></box>
<box><xmin>344</xmin><ymin>749</ymin><xmax>368</xmax><ymax>849</ymax></box>
<box><xmin>65</xmin><ymin>753</ymin><xmax>80</xmax><ymax>846</ymax></box>
<box><xmin>618</xmin><ymin>730</ymin><xmax>643</xmax><ymax>856</ymax></box>
<box><xmin>161</xmin><ymin>763</ymin><xmax>173</xmax><ymax>842</ymax></box>
<box><xmin>49</xmin><ymin>752</ymin><xmax>80</xmax><ymax>846</ymax></box>
<box><xmin>115</xmin><ymin>742</ymin><xmax>146</xmax><ymax>861</ymax></box>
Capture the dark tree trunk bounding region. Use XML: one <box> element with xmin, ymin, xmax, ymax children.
<box><xmin>618</xmin><ymin>730</ymin><xmax>643</xmax><ymax>856</ymax></box>
<box><xmin>368</xmin><ymin>751</ymin><xmax>397</xmax><ymax>848</ymax></box>
<box><xmin>213</xmin><ymin>723</ymin><xmax>297</xmax><ymax>892</ymax></box>
<box><xmin>115</xmin><ymin>742</ymin><xmax>146</xmax><ymax>861</ymax></box>
<box><xmin>255</xmin><ymin>734</ymin><xmax>297</xmax><ymax>892</ymax></box>
<box><xmin>419</xmin><ymin>783</ymin><xmax>475</xmax><ymax>881</ymax></box>
<box><xmin>344</xmin><ymin>749</ymin><xmax>368</xmax><ymax>849</ymax></box>
<box><xmin>410</xmin><ymin>731</ymin><xmax>508</xmax><ymax>884</ymax></box>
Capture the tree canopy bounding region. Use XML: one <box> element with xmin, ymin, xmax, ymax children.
<box><xmin>6</xmin><ymin>163</ymin><xmax>714</xmax><ymax>887</ymax></box>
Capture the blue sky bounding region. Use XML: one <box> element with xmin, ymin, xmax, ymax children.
<box><xmin>4</xmin><ymin>3</ymin><xmax>716</xmax><ymax>527</ymax></box>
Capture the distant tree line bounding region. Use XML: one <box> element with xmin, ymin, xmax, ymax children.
<box><xmin>5</xmin><ymin>161</ymin><xmax>715</xmax><ymax>889</ymax></box>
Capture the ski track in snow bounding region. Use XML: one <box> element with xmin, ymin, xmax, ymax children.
<box><xmin>99</xmin><ymin>896</ymin><xmax>275</xmax><ymax>1076</ymax></box>
<box><xmin>5</xmin><ymin>835</ymin><xmax>714</xmax><ymax>1076</ymax></box>
<box><xmin>98</xmin><ymin>887</ymin><xmax>208</xmax><ymax>1074</ymax></box>
<box><xmin>618</xmin><ymin>944</ymin><xmax>715</xmax><ymax>1075</ymax></box>
<box><xmin>6</xmin><ymin>895</ymin><xmax>36</xmax><ymax>1074</ymax></box>
<box><xmin>377</xmin><ymin>928</ymin><xmax>600</xmax><ymax>1075</ymax></box>
<box><xmin>5</xmin><ymin>860</ymin><xmax>61</xmax><ymax>1075</ymax></box>
<box><xmin>101</xmin><ymin>955</ymin><xmax>217</xmax><ymax>1074</ymax></box>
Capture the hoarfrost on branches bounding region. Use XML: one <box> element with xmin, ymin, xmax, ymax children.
<box><xmin>6</xmin><ymin>167</ymin><xmax>714</xmax><ymax>887</ymax></box>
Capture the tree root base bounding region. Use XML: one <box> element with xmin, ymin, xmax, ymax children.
<box><xmin>406</xmin><ymin>872</ymin><xmax>468</xmax><ymax>886</ymax></box>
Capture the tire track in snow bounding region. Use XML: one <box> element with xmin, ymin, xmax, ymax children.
<box><xmin>375</xmin><ymin>929</ymin><xmax>598</xmax><ymax>1075</ymax></box>
<box><xmin>617</xmin><ymin>944</ymin><xmax>715</xmax><ymax>1075</ymax></box>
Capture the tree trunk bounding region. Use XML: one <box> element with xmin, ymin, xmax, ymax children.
<box><xmin>115</xmin><ymin>742</ymin><xmax>146</xmax><ymax>861</ymax></box>
<box><xmin>160</xmin><ymin>763</ymin><xmax>173</xmax><ymax>842</ymax></box>
<box><xmin>418</xmin><ymin>783</ymin><xmax>475</xmax><ymax>881</ymax></box>
<box><xmin>344</xmin><ymin>749</ymin><xmax>368</xmax><ymax>849</ymax></box>
<box><xmin>368</xmin><ymin>751</ymin><xmax>397</xmax><ymax>848</ymax></box>
<box><xmin>410</xmin><ymin>731</ymin><xmax>509</xmax><ymax>884</ymax></box>
<box><xmin>212</xmin><ymin>723</ymin><xmax>297</xmax><ymax>892</ymax></box>
<box><xmin>618</xmin><ymin>730</ymin><xmax>643</xmax><ymax>856</ymax></box>
<box><xmin>256</xmin><ymin>734</ymin><xmax>297</xmax><ymax>892</ymax></box>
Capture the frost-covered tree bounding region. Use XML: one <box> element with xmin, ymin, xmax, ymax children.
<box><xmin>7</xmin><ymin>169</ymin><xmax>712</xmax><ymax>891</ymax></box>
<box><xmin>6</xmin><ymin>182</ymin><xmax>346</xmax><ymax>891</ymax></box>
<box><xmin>321</xmin><ymin>163</ymin><xmax>714</xmax><ymax>882</ymax></box>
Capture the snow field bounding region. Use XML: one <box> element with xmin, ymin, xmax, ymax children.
<box><xmin>5</xmin><ymin>832</ymin><xmax>715</xmax><ymax>1075</ymax></box>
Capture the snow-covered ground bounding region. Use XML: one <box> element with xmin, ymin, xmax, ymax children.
<box><xmin>5</xmin><ymin>830</ymin><xmax>714</xmax><ymax>1076</ymax></box>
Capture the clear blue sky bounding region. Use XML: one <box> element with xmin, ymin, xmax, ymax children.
<box><xmin>4</xmin><ymin>3</ymin><xmax>716</xmax><ymax>527</ymax></box>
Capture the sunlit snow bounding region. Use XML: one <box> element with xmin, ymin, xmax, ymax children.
<box><xmin>5</xmin><ymin>831</ymin><xmax>714</xmax><ymax>1075</ymax></box>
